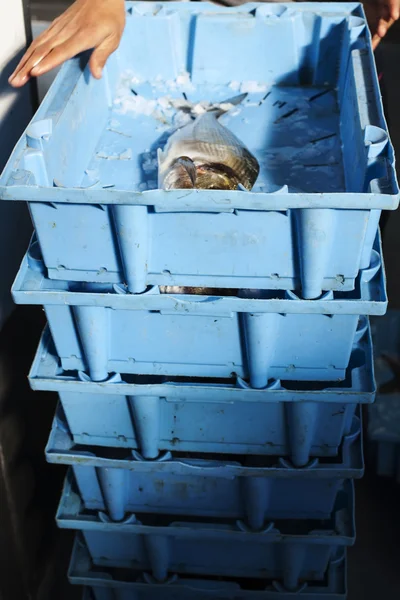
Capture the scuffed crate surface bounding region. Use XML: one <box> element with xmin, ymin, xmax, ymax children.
<box><xmin>58</xmin><ymin>474</ymin><xmax>354</xmax><ymax>588</ymax></box>
<box><xmin>29</xmin><ymin>326</ymin><xmax>374</xmax><ymax>465</ymax></box>
<box><xmin>72</xmin><ymin>539</ymin><xmax>348</xmax><ymax>599</ymax></box>
<box><xmin>45</xmin><ymin>411</ymin><xmax>364</xmax><ymax>523</ymax></box>
<box><xmin>14</xmin><ymin>237</ymin><xmax>385</xmax><ymax>384</ymax></box>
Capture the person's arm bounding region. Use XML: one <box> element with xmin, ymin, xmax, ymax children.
<box><xmin>9</xmin><ymin>0</ymin><xmax>125</xmax><ymax>87</ymax></box>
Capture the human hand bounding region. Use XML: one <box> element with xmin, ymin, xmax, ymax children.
<box><xmin>9</xmin><ymin>0</ymin><xmax>125</xmax><ymax>88</ymax></box>
<box><xmin>364</xmin><ymin>0</ymin><xmax>400</xmax><ymax>49</ymax></box>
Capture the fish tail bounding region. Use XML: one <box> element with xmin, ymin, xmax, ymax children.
<box><xmin>157</xmin><ymin>147</ymin><xmax>165</xmax><ymax>165</ymax></box>
<box><xmin>208</xmin><ymin>93</ymin><xmax>248</xmax><ymax>118</ymax></box>
<box><xmin>209</xmin><ymin>107</ymin><xmax>227</xmax><ymax>118</ymax></box>
<box><xmin>219</xmin><ymin>92</ymin><xmax>248</xmax><ymax>107</ymax></box>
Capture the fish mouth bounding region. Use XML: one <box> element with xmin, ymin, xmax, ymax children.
<box><xmin>164</xmin><ymin>159</ymin><xmax>242</xmax><ymax>190</ymax></box>
<box><xmin>194</xmin><ymin>163</ymin><xmax>241</xmax><ymax>190</ymax></box>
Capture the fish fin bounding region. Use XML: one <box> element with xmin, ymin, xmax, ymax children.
<box><xmin>220</xmin><ymin>93</ymin><xmax>248</xmax><ymax>107</ymax></box>
<box><xmin>174</xmin><ymin>156</ymin><xmax>197</xmax><ymax>186</ymax></box>
<box><xmin>157</xmin><ymin>147</ymin><xmax>165</xmax><ymax>166</ymax></box>
<box><xmin>157</xmin><ymin>148</ymin><xmax>166</xmax><ymax>189</ymax></box>
<box><xmin>208</xmin><ymin>93</ymin><xmax>248</xmax><ymax>117</ymax></box>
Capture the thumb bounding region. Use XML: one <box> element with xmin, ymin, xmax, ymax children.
<box><xmin>89</xmin><ymin>37</ymin><xmax>118</xmax><ymax>79</ymax></box>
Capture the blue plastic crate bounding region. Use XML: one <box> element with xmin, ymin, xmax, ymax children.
<box><xmin>0</xmin><ymin>3</ymin><xmax>398</xmax><ymax>299</ymax></box>
<box><xmin>71</xmin><ymin>539</ymin><xmax>347</xmax><ymax>599</ymax></box>
<box><xmin>30</xmin><ymin>326</ymin><xmax>374</xmax><ymax>465</ymax></box>
<box><xmin>58</xmin><ymin>473</ymin><xmax>354</xmax><ymax>587</ymax></box>
<box><xmin>46</xmin><ymin>411</ymin><xmax>363</xmax><ymax>524</ymax></box>
<box><xmin>15</xmin><ymin>237</ymin><xmax>385</xmax><ymax>385</ymax></box>
<box><xmin>368</xmin><ymin>311</ymin><xmax>400</xmax><ymax>482</ymax></box>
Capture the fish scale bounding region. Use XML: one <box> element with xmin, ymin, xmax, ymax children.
<box><xmin>191</xmin><ymin>113</ymin><xmax>246</xmax><ymax>149</ymax></box>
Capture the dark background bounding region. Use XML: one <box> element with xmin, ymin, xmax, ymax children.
<box><xmin>1</xmin><ymin>2</ymin><xmax>399</xmax><ymax>599</ymax></box>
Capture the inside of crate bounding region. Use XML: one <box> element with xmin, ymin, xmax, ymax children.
<box><xmin>17</xmin><ymin>2</ymin><xmax>393</xmax><ymax>195</ymax></box>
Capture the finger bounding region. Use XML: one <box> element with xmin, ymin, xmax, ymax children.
<box><xmin>9</xmin><ymin>47</ymin><xmax>53</xmax><ymax>87</ymax></box>
<box><xmin>372</xmin><ymin>32</ymin><xmax>383</xmax><ymax>49</ymax></box>
<box><xmin>377</xmin><ymin>16</ymin><xmax>390</xmax><ymax>37</ymax></box>
<box><xmin>385</xmin><ymin>15</ymin><xmax>396</xmax><ymax>31</ymax></box>
<box><xmin>29</xmin><ymin>33</ymin><xmax>95</xmax><ymax>77</ymax></box>
<box><xmin>9</xmin><ymin>19</ymin><xmax>65</xmax><ymax>82</ymax></box>
<box><xmin>89</xmin><ymin>36</ymin><xmax>119</xmax><ymax>79</ymax></box>
<box><xmin>9</xmin><ymin>42</ymin><xmax>47</xmax><ymax>84</ymax></box>
<box><xmin>9</xmin><ymin>39</ymin><xmax>65</xmax><ymax>87</ymax></box>
<box><xmin>387</xmin><ymin>0</ymin><xmax>400</xmax><ymax>20</ymax></box>
<box><xmin>377</xmin><ymin>15</ymin><xmax>395</xmax><ymax>37</ymax></box>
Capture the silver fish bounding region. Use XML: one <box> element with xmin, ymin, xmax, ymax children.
<box><xmin>158</xmin><ymin>94</ymin><xmax>259</xmax><ymax>191</ymax></box>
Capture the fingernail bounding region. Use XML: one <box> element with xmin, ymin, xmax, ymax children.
<box><xmin>31</xmin><ymin>64</ymin><xmax>44</xmax><ymax>76</ymax></box>
<box><xmin>14</xmin><ymin>74</ymin><xmax>28</xmax><ymax>86</ymax></box>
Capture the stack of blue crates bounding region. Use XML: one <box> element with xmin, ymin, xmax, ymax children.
<box><xmin>0</xmin><ymin>2</ymin><xmax>398</xmax><ymax>598</ymax></box>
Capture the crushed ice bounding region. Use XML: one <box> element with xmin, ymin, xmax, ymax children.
<box><xmin>230</xmin><ymin>80</ymin><xmax>268</xmax><ymax>94</ymax></box>
<box><xmin>113</xmin><ymin>72</ymin><xmax>251</xmax><ymax>127</ymax></box>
